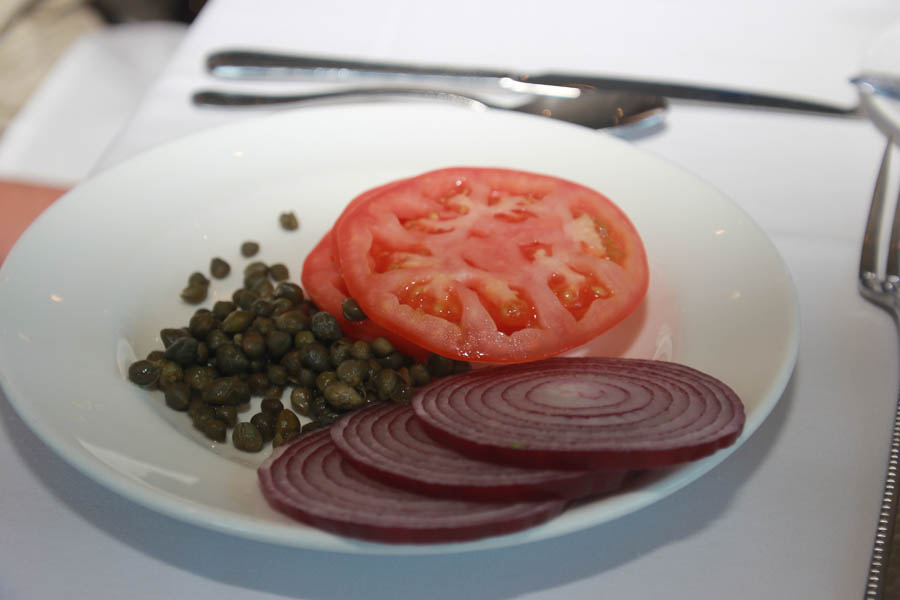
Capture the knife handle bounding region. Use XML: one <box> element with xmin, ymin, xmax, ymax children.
<box><xmin>207</xmin><ymin>50</ymin><xmax>506</xmax><ymax>84</ymax></box>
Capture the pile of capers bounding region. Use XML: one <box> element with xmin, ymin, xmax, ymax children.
<box><xmin>127</xmin><ymin>243</ymin><xmax>469</xmax><ymax>453</ymax></box>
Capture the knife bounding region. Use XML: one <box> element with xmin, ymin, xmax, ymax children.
<box><xmin>207</xmin><ymin>49</ymin><xmax>858</xmax><ymax>116</ymax></box>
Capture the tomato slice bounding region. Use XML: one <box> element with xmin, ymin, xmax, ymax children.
<box><xmin>334</xmin><ymin>167</ymin><xmax>649</xmax><ymax>363</ymax></box>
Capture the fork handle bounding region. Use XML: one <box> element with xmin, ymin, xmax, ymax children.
<box><xmin>866</xmin><ymin>364</ymin><xmax>900</xmax><ymax>599</ymax></box>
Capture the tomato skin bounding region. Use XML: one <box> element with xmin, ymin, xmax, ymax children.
<box><xmin>334</xmin><ymin>167</ymin><xmax>649</xmax><ymax>363</ymax></box>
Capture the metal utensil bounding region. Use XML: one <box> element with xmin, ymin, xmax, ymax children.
<box><xmin>858</xmin><ymin>138</ymin><xmax>900</xmax><ymax>600</ymax></box>
<box><xmin>192</xmin><ymin>87</ymin><xmax>667</xmax><ymax>131</ymax></box>
<box><xmin>853</xmin><ymin>73</ymin><xmax>900</xmax><ymax>102</ymax></box>
<box><xmin>206</xmin><ymin>49</ymin><xmax>858</xmax><ymax>116</ymax></box>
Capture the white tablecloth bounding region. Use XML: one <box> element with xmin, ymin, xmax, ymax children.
<box><xmin>3</xmin><ymin>1</ymin><xmax>900</xmax><ymax>598</ymax></box>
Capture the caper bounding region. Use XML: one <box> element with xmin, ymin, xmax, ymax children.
<box><xmin>349</xmin><ymin>340</ymin><xmax>372</xmax><ymax>360</ymax></box>
<box><xmin>390</xmin><ymin>382</ymin><xmax>414</xmax><ymax>404</ymax></box>
<box><xmin>233</xmin><ymin>288</ymin><xmax>259</xmax><ymax>310</ymax></box>
<box><xmin>163</xmin><ymin>381</ymin><xmax>191</xmax><ymax>411</ymax></box>
<box><xmin>375</xmin><ymin>368</ymin><xmax>398</xmax><ymax>401</ymax></box>
<box><xmin>240</xmin><ymin>240</ymin><xmax>259</xmax><ymax>257</ymax></box>
<box><xmin>184</xmin><ymin>366</ymin><xmax>217</xmax><ymax>392</ymax></box>
<box><xmin>310</xmin><ymin>311</ymin><xmax>342</xmax><ymax>343</ymax></box>
<box><xmin>247</xmin><ymin>372</ymin><xmax>270</xmax><ymax>395</ymax></box>
<box><xmin>274</xmin><ymin>310</ymin><xmax>309</xmax><ymax>335</ymax></box>
<box><xmin>300</xmin><ymin>342</ymin><xmax>331</xmax><ymax>372</ymax></box>
<box><xmin>279</xmin><ymin>211</ymin><xmax>299</xmax><ymax>230</ymax></box>
<box><xmin>214</xmin><ymin>405</ymin><xmax>238</xmax><ymax>427</ymax></box>
<box><xmin>128</xmin><ymin>359</ymin><xmax>160</xmax><ymax>387</ymax></box>
<box><xmin>290</xmin><ymin>386</ymin><xmax>313</xmax><ymax>416</ymax></box>
<box><xmin>275</xmin><ymin>409</ymin><xmax>301</xmax><ymax>439</ymax></box>
<box><xmin>146</xmin><ymin>350</ymin><xmax>166</xmax><ymax>363</ymax></box>
<box><xmin>250</xmin><ymin>298</ymin><xmax>275</xmax><ymax>317</ymax></box>
<box><xmin>252</xmin><ymin>316</ymin><xmax>275</xmax><ymax>335</ymax></box>
<box><xmin>212</xmin><ymin>300</ymin><xmax>236</xmax><ymax>320</ymax></box>
<box><xmin>248</xmin><ymin>277</ymin><xmax>274</xmax><ymax>298</ymax></box>
<box><xmin>270</xmin><ymin>297</ymin><xmax>295</xmax><ymax>316</ymax></box>
<box><xmin>187</xmin><ymin>398</ymin><xmax>205</xmax><ymax>419</ymax></box>
<box><xmin>275</xmin><ymin>282</ymin><xmax>304</xmax><ymax>304</ymax></box>
<box><xmin>315</xmin><ymin>370</ymin><xmax>337</xmax><ymax>393</ymax></box>
<box><xmin>215</xmin><ymin>343</ymin><xmax>250</xmax><ymax>375</ymax></box>
<box><xmin>205</xmin><ymin>328</ymin><xmax>229</xmax><ymax>352</ymax></box>
<box><xmin>158</xmin><ymin>360</ymin><xmax>184</xmax><ymax>386</ymax></box>
<box><xmin>270</xmin><ymin>263</ymin><xmax>289</xmax><ymax>281</ymax></box>
<box><xmin>202</xmin><ymin>376</ymin><xmax>251</xmax><ymax>406</ymax></box>
<box><xmin>427</xmin><ymin>353</ymin><xmax>455</xmax><ymax>378</ymax></box>
<box><xmin>265</xmin><ymin>330</ymin><xmax>293</xmax><ymax>359</ymax></box>
<box><xmin>222</xmin><ymin>309</ymin><xmax>255</xmax><ymax>334</ymax></box>
<box><xmin>330</xmin><ymin>339</ymin><xmax>353</xmax><ymax>367</ymax></box>
<box><xmin>240</xmin><ymin>329</ymin><xmax>266</xmax><ymax>358</ymax></box>
<box><xmin>201</xmin><ymin>418</ymin><xmax>227</xmax><ymax>442</ymax></box>
<box><xmin>180</xmin><ymin>284</ymin><xmax>206</xmax><ymax>304</ymax></box>
<box><xmin>165</xmin><ymin>336</ymin><xmax>199</xmax><ymax>366</ymax></box>
<box><xmin>316</xmin><ymin>411</ymin><xmax>341</xmax><ymax>426</ymax></box>
<box><xmin>296</xmin><ymin>367</ymin><xmax>317</xmax><ymax>388</ymax></box>
<box><xmin>250</xmin><ymin>411</ymin><xmax>275</xmax><ymax>442</ymax></box>
<box><xmin>397</xmin><ymin>366</ymin><xmax>413</xmax><ymax>386</ymax></box>
<box><xmin>341</xmin><ymin>297</ymin><xmax>367</xmax><ymax>321</ymax></box>
<box><xmin>294</xmin><ymin>330</ymin><xmax>315</xmax><ymax>347</ymax></box>
<box><xmin>196</xmin><ymin>342</ymin><xmax>209</xmax><ymax>365</ymax></box>
<box><xmin>279</xmin><ymin>350</ymin><xmax>303</xmax><ymax>378</ymax></box>
<box><xmin>188</xmin><ymin>271</ymin><xmax>210</xmax><ymax>288</ymax></box>
<box><xmin>261</xmin><ymin>395</ymin><xmax>284</xmax><ymax>415</ymax></box>
<box><xmin>409</xmin><ymin>363</ymin><xmax>431</xmax><ymax>386</ymax></box>
<box><xmin>192</xmin><ymin>404</ymin><xmax>216</xmax><ymax>429</ymax></box>
<box><xmin>160</xmin><ymin>327</ymin><xmax>189</xmax><ymax>349</ymax></box>
<box><xmin>189</xmin><ymin>312</ymin><xmax>217</xmax><ymax>338</ymax></box>
<box><xmin>336</xmin><ymin>359</ymin><xmax>367</xmax><ymax>387</ymax></box>
<box><xmin>377</xmin><ymin>351</ymin><xmax>407</xmax><ymax>370</ymax></box>
<box><xmin>232</xmin><ymin>422</ymin><xmax>263</xmax><ymax>452</ymax></box>
<box><xmin>370</xmin><ymin>336</ymin><xmax>394</xmax><ymax>358</ymax></box>
<box><xmin>262</xmin><ymin>363</ymin><xmax>286</xmax><ymax>386</ymax></box>
<box><xmin>244</xmin><ymin>261</ymin><xmax>269</xmax><ymax>282</ymax></box>
<box><xmin>323</xmin><ymin>381</ymin><xmax>364</xmax><ymax>411</ymax></box>
<box><xmin>210</xmin><ymin>257</ymin><xmax>230</xmax><ymax>279</ymax></box>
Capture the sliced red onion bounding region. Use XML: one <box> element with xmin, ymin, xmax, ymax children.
<box><xmin>258</xmin><ymin>429</ymin><xmax>566</xmax><ymax>544</ymax></box>
<box><xmin>412</xmin><ymin>357</ymin><xmax>745</xmax><ymax>470</ymax></box>
<box><xmin>331</xmin><ymin>402</ymin><xmax>628</xmax><ymax>501</ymax></box>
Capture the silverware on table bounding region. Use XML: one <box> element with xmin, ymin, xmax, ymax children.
<box><xmin>853</xmin><ymin>73</ymin><xmax>900</xmax><ymax>102</ymax></box>
<box><xmin>859</xmin><ymin>138</ymin><xmax>900</xmax><ymax>600</ymax></box>
<box><xmin>206</xmin><ymin>48</ymin><xmax>859</xmax><ymax>116</ymax></box>
<box><xmin>192</xmin><ymin>87</ymin><xmax>667</xmax><ymax>131</ymax></box>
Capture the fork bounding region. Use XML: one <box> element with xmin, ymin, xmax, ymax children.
<box><xmin>859</xmin><ymin>138</ymin><xmax>900</xmax><ymax>600</ymax></box>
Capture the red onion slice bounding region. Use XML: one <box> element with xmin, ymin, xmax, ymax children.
<box><xmin>258</xmin><ymin>429</ymin><xmax>567</xmax><ymax>544</ymax></box>
<box><xmin>412</xmin><ymin>357</ymin><xmax>745</xmax><ymax>470</ymax></box>
<box><xmin>331</xmin><ymin>402</ymin><xmax>628</xmax><ymax>501</ymax></box>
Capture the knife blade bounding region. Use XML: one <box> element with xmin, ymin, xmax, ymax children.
<box><xmin>207</xmin><ymin>49</ymin><xmax>858</xmax><ymax>116</ymax></box>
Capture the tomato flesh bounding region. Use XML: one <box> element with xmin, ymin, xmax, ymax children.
<box><xmin>334</xmin><ymin>168</ymin><xmax>649</xmax><ymax>363</ymax></box>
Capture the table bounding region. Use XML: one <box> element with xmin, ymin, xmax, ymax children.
<box><xmin>3</xmin><ymin>1</ymin><xmax>899</xmax><ymax>598</ymax></box>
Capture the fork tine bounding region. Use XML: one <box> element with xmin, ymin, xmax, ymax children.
<box><xmin>861</xmin><ymin>139</ymin><xmax>895</xmax><ymax>284</ymax></box>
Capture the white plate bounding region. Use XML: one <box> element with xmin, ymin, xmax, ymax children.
<box><xmin>0</xmin><ymin>103</ymin><xmax>798</xmax><ymax>555</ymax></box>
<box><xmin>860</xmin><ymin>20</ymin><xmax>900</xmax><ymax>138</ymax></box>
